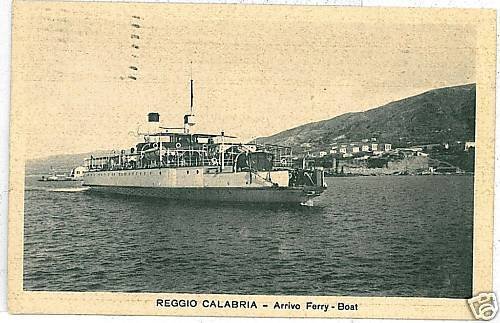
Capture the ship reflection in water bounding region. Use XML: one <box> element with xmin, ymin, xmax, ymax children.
<box><xmin>24</xmin><ymin>175</ymin><xmax>473</xmax><ymax>298</ymax></box>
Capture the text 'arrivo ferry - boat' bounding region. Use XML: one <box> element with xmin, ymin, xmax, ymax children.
<box><xmin>82</xmin><ymin>82</ymin><xmax>326</xmax><ymax>205</ymax></box>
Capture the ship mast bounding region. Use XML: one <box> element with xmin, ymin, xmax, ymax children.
<box><xmin>190</xmin><ymin>66</ymin><xmax>194</xmax><ymax>113</ymax></box>
<box><xmin>183</xmin><ymin>62</ymin><xmax>196</xmax><ymax>134</ymax></box>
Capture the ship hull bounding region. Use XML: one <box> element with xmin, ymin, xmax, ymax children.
<box><xmin>82</xmin><ymin>167</ymin><xmax>325</xmax><ymax>204</ymax></box>
<box><xmin>85</xmin><ymin>185</ymin><xmax>320</xmax><ymax>204</ymax></box>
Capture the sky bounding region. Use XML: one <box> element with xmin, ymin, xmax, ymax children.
<box><xmin>11</xmin><ymin>2</ymin><xmax>477</xmax><ymax>159</ymax></box>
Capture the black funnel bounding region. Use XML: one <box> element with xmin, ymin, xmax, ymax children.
<box><xmin>148</xmin><ymin>112</ymin><xmax>160</xmax><ymax>123</ymax></box>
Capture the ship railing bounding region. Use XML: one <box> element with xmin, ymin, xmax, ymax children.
<box><xmin>248</xmin><ymin>144</ymin><xmax>294</xmax><ymax>169</ymax></box>
<box><xmin>86</xmin><ymin>148</ymin><xmax>229</xmax><ymax>171</ymax></box>
<box><xmin>85</xmin><ymin>143</ymin><xmax>293</xmax><ymax>172</ymax></box>
<box><xmin>229</xmin><ymin>143</ymin><xmax>294</xmax><ymax>169</ymax></box>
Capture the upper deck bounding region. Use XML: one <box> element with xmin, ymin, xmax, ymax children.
<box><xmin>84</xmin><ymin>131</ymin><xmax>294</xmax><ymax>173</ymax></box>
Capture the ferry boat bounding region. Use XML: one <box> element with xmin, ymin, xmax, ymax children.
<box><xmin>82</xmin><ymin>83</ymin><xmax>326</xmax><ymax>205</ymax></box>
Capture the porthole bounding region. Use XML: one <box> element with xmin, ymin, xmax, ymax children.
<box><xmin>196</xmin><ymin>170</ymin><xmax>199</xmax><ymax>174</ymax></box>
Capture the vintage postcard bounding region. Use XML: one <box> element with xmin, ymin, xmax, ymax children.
<box><xmin>8</xmin><ymin>0</ymin><xmax>497</xmax><ymax>320</ymax></box>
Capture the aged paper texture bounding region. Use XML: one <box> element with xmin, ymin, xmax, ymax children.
<box><xmin>8</xmin><ymin>0</ymin><xmax>496</xmax><ymax>319</ymax></box>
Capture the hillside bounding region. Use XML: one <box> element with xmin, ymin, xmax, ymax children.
<box><xmin>257</xmin><ymin>84</ymin><xmax>476</xmax><ymax>153</ymax></box>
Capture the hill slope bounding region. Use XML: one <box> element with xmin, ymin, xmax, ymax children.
<box><xmin>257</xmin><ymin>84</ymin><xmax>476</xmax><ymax>152</ymax></box>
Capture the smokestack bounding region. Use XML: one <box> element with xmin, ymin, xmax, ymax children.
<box><xmin>148</xmin><ymin>112</ymin><xmax>160</xmax><ymax>123</ymax></box>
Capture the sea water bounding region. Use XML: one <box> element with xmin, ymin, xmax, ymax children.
<box><xmin>23</xmin><ymin>175</ymin><xmax>473</xmax><ymax>298</ymax></box>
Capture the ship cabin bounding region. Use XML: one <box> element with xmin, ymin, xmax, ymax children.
<box><xmin>84</xmin><ymin>131</ymin><xmax>294</xmax><ymax>175</ymax></box>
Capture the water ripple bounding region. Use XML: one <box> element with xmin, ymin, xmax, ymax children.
<box><xmin>23</xmin><ymin>175</ymin><xmax>473</xmax><ymax>298</ymax></box>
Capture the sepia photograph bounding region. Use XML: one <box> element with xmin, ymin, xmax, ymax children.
<box><xmin>7</xmin><ymin>0</ymin><xmax>496</xmax><ymax>319</ymax></box>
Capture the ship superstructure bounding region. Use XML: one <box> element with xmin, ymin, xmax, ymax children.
<box><xmin>82</xmin><ymin>81</ymin><xmax>326</xmax><ymax>204</ymax></box>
